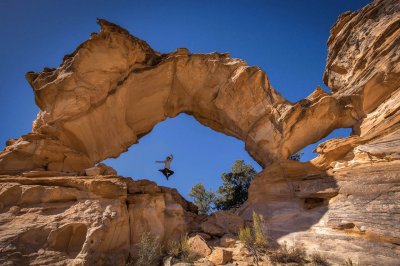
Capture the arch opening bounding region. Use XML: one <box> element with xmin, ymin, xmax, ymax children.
<box><xmin>103</xmin><ymin>113</ymin><xmax>262</xmax><ymax>198</ymax></box>
<box><xmin>298</xmin><ymin>127</ymin><xmax>353</xmax><ymax>162</ymax></box>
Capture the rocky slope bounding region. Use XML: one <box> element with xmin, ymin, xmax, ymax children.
<box><xmin>0</xmin><ymin>0</ymin><xmax>399</xmax><ymax>265</ymax></box>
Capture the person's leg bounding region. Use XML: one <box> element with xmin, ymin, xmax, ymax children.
<box><xmin>159</xmin><ymin>168</ymin><xmax>168</xmax><ymax>178</ymax></box>
<box><xmin>167</xmin><ymin>169</ymin><xmax>174</xmax><ymax>177</ymax></box>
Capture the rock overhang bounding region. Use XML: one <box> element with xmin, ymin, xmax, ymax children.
<box><xmin>0</xmin><ymin>19</ymin><xmax>366</xmax><ymax>175</ymax></box>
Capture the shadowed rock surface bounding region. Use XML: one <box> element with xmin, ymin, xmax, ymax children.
<box><xmin>0</xmin><ymin>0</ymin><xmax>399</xmax><ymax>265</ymax></box>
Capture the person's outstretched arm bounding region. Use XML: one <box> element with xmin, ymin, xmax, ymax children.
<box><xmin>155</xmin><ymin>160</ymin><xmax>165</xmax><ymax>163</ymax></box>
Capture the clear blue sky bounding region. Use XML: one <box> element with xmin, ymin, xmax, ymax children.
<box><xmin>0</xmin><ymin>0</ymin><xmax>370</xmax><ymax>199</ymax></box>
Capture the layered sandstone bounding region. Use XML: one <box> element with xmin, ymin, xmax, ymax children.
<box><xmin>0</xmin><ymin>0</ymin><xmax>399</xmax><ymax>265</ymax></box>
<box><xmin>0</xmin><ymin>176</ymin><xmax>197</xmax><ymax>265</ymax></box>
<box><xmin>0</xmin><ymin>19</ymin><xmax>362</xmax><ymax>174</ymax></box>
<box><xmin>241</xmin><ymin>0</ymin><xmax>400</xmax><ymax>264</ymax></box>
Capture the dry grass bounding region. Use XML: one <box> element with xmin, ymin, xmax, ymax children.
<box><xmin>164</xmin><ymin>239</ymin><xmax>181</xmax><ymax>257</ymax></box>
<box><xmin>163</xmin><ymin>235</ymin><xmax>197</xmax><ymax>263</ymax></box>
<box><xmin>342</xmin><ymin>258</ymin><xmax>359</xmax><ymax>266</ymax></box>
<box><xmin>269</xmin><ymin>242</ymin><xmax>307</xmax><ymax>265</ymax></box>
<box><xmin>134</xmin><ymin>231</ymin><xmax>162</xmax><ymax>266</ymax></box>
<box><xmin>310</xmin><ymin>251</ymin><xmax>330</xmax><ymax>266</ymax></box>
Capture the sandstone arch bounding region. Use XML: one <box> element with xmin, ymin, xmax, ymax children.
<box><xmin>0</xmin><ymin>20</ymin><xmax>362</xmax><ymax>174</ymax></box>
<box><xmin>0</xmin><ymin>0</ymin><xmax>399</xmax><ymax>265</ymax></box>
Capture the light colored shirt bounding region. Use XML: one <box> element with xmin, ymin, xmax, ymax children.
<box><xmin>156</xmin><ymin>156</ymin><xmax>173</xmax><ymax>169</ymax></box>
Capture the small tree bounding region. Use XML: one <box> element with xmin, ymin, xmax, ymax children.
<box><xmin>238</xmin><ymin>212</ymin><xmax>269</xmax><ymax>266</ymax></box>
<box><xmin>189</xmin><ymin>183</ymin><xmax>215</xmax><ymax>215</ymax></box>
<box><xmin>288</xmin><ymin>151</ymin><xmax>304</xmax><ymax>161</ymax></box>
<box><xmin>215</xmin><ymin>160</ymin><xmax>256</xmax><ymax>210</ymax></box>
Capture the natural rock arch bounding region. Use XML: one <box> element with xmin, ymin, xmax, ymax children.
<box><xmin>0</xmin><ymin>20</ymin><xmax>362</xmax><ymax>175</ymax></box>
<box><xmin>0</xmin><ymin>1</ymin><xmax>399</xmax><ymax>265</ymax></box>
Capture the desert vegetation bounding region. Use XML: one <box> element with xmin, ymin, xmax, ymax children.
<box><xmin>189</xmin><ymin>160</ymin><xmax>257</xmax><ymax>214</ymax></box>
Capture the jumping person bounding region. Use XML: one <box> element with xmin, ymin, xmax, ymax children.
<box><xmin>155</xmin><ymin>154</ymin><xmax>174</xmax><ymax>180</ymax></box>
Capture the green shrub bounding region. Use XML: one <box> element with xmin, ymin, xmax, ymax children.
<box><xmin>238</xmin><ymin>226</ymin><xmax>252</xmax><ymax>244</ymax></box>
<box><xmin>238</xmin><ymin>212</ymin><xmax>269</xmax><ymax>266</ymax></box>
<box><xmin>135</xmin><ymin>231</ymin><xmax>162</xmax><ymax>266</ymax></box>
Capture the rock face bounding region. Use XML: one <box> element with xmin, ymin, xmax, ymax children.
<box><xmin>0</xmin><ymin>176</ymin><xmax>197</xmax><ymax>265</ymax></box>
<box><xmin>240</xmin><ymin>0</ymin><xmax>400</xmax><ymax>264</ymax></box>
<box><xmin>323</xmin><ymin>0</ymin><xmax>400</xmax><ymax>113</ymax></box>
<box><xmin>0</xmin><ymin>0</ymin><xmax>399</xmax><ymax>265</ymax></box>
<box><xmin>200</xmin><ymin>211</ymin><xmax>245</xmax><ymax>237</ymax></box>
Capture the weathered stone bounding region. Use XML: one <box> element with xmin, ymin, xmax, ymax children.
<box><xmin>201</xmin><ymin>211</ymin><xmax>244</xmax><ymax>237</ymax></box>
<box><xmin>208</xmin><ymin>248</ymin><xmax>232</xmax><ymax>265</ymax></box>
<box><xmin>194</xmin><ymin>259</ymin><xmax>215</xmax><ymax>266</ymax></box>
<box><xmin>187</xmin><ymin>235</ymin><xmax>212</xmax><ymax>258</ymax></box>
<box><xmin>189</xmin><ymin>232</ymin><xmax>212</xmax><ymax>240</ymax></box>
<box><xmin>0</xmin><ymin>18</ymin><xmax>365</xmax><ymax>175</ymax></box>
<box><xmin>0</xmin><ymin>0</ymin><xmax>399</xmax><ymax>265</ymax></box>
<box><xmin>220</xmin><ymin>234</ymin><xmax>236</xmax><ymax>248</ymax></box>
<box><xmin>0</xmin><ymin>175</ymin><xmax>197</xmax><ymax>266</ymax></box>
<box><xmin>0</xmin><ymin>176</ymin><xmax>130</xmax><ymax>266</ymax></box>
<box><xmin>85</xmin><ymin>166</ymin><xmax>102</xmax><ymax>176</ymax></box>
<box><xmin>85</xmin><ymin>163</ymin><xmax>117</xmax><ymax>176</ymax></box>
<box><xmin>236</xmin><ymin>2</ymin><xmax>400</xmax><ymax>263</ymax></box>
<box><xmin>323</xmin><ymin>0</ymin><xmax>400</xmax><ymax>113</ymax></box>
<box><xmin>127</xmin><ymin>191</ymin><xmax>195</xmax><ymax>255</ymax></box>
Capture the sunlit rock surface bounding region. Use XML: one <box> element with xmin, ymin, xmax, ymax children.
<box><xmin>0</xmin><ymin>20</ymin><xmax>363</xmax><ymax>173</ymax></box>
<box><xmin>0</xmin><ymin>176</ymin><xmax>196</xmax><ymax>265</ymax></box>
<box><xmin>241</xmin><ymin>0</ymin><xmax>400</xmax><ymax>264</ymax></box>
<box><xmin>0</xmin><ymin>0</ymin><xmax>399</xmax><ymax>265</ymax></box>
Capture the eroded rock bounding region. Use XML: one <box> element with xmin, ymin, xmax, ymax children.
<box><xmin>187</xmin><ymin>235</ymin><xmax>212</xmax><ymax>258</ymax></box>
<box><xmin>207</xmin><ymin>248</ymin><xmax>233</xmax><ymax>265</ymax></box>
<box><xmin>0</xmin><ymin>18</ymin><xmax>364</xmax><ymax>174</ymax></box>
<box><xmin>200</xmin><ymin>211</ymin><xmax>245</xmax><ymax>237</ymax></box>
<box><xmin>0</xmin><ymin>0</ymin><xmax>399</xmax><ymax>265</ymax></box>
<box><xmin>85</xmin><ymin>163</ymin><xmax>117</xmax><ymax>176</ymax></box>
<box><xmin>0</xmin><ymin>175</ymin><xmax>197</xmax><ymax>266</ymax></box>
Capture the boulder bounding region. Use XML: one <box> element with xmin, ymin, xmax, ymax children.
<box><xmin>187</xmin><ymin>235</ymin><xmax>212</xmax><ymax>258</ymax></box>
<box><xmin>85</xmin><ymin>163</ymin><xmax>117</xmax><ymax>176</ymax></box>
<box><xmin>84</xmin><ymin>166</ymin><xmax>102</xmax><ymax>176</ymax></box>
<box><xmin>220</xmin><ymin>234</ymin><xmax>236</xmax><ymax>248</ymax></box>
<box><xmin>208</xmin><ymin>248</ymin><xmax>233</xmax><ymax>265</ymax></box>
<box><xmin>201</xmin><ymin>211</ymin><xmax>244</xmax><ymax>237</ymax></box>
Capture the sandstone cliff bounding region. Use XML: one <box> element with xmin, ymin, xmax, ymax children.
<box><xmin>0</xmin><ymin>176</ymin><xmax>197</xmax><ymax>265</ymax></box>
<box><xmin>241</xmin><ymin>0</ymin><xmax>400</xmax><ymax>264</ymax></box>
<box><xmin>0</xmin><ymin>0</ymin><xmax>399</xmax><ymax>265</ymax></box>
